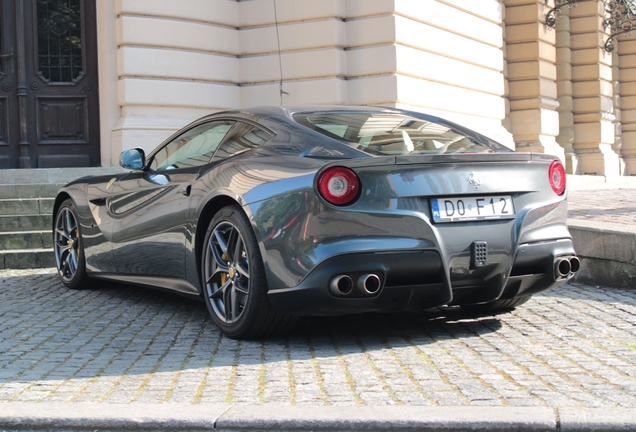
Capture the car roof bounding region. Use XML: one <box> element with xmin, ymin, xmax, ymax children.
<box><xmin>166</xmin><ymin>106</ymin><xmax>509</xmax><ymax>158</ymax></box>
<box><xmin>200</xmin><ymin>105</ymin><xmax>406</xmax><ymax>122</ymax></box>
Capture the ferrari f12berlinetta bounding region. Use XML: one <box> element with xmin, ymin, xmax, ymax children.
<box><xmin>53</xmin><ymin>106</ymin><xmax>579</xmax><ymax>339</ymax></box>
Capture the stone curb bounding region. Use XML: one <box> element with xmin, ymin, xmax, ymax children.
<box><xmin>1</xmin><ymin>404</ymin><xmax>635</xmax><ymax>431</ymax></box>
<box><xmin>568</xmin><ymin>219</ymin><xmax>636</xmax><ymax>288</ymax></box>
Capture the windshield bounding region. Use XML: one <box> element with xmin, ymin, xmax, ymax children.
<box><xmin>293</xmin><ymin>112</ymin><xmax>509</xmax><ymax>156</ymax></box>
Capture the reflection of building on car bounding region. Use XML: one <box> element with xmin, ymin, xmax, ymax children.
<box><xmin>52</xmin><ymin>106</ymin><xmax>579</xmax><ymax>339</ymax></box>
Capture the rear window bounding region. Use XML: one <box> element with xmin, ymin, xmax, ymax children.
<box><xmin>292</xmin><ymin>112</ymin><xmax>509</xmax><ymax>156</ymax></box>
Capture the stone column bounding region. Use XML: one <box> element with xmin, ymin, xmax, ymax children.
<box><xmin>555</xmin><ymin>8</ymin><xmax>579</xmax><ymax>173</ymax></box>
<box><xmin>569</xmin><ymin>1</ymin><xmax>619</xmax><ymax>177</ymax></box>
<box><xmin>617</xmin><ymin>31</ymin><xmax>636</xmax><ymax>175</ymax></box>
<box><xmin>612</xmin><ymin>41</ymin><xmax>625</xmax><ymax>174</ymax></box>
<box><xmin>504</xmin><ymin>0</ymin><xmax>564</xmax><ymax>161</ymax></box>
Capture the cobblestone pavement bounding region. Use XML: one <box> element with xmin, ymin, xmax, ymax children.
<box><xmin>1</xmin><ymin>269</ymin><xmax>635</xmax><ymax>408</ymax></box>
<box><xmin>568</xmin><ymin>188</ymin><xmax>636</xmax><ymax>225</ymax></box>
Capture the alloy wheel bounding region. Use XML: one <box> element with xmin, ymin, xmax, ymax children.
<box><xmin>54</xmin><ymin>206</ymin><xmax>81</xmax><ymax>282</ymax></box>
<box><xmin>204</xmin><ymin>221</ymin><xmax>250</xmax><ymax>323</ymax></box>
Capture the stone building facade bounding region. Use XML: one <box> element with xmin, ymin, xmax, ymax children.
<box><xmin>3</xmin><ymin>0</ymin><xmax>631</xmax><ymax>176</ymax></box>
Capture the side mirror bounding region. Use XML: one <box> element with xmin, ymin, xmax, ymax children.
<box><xmin>120</xmin><ymin>148</ymin><xmax>146</xmax><ymax>170</ymax></box>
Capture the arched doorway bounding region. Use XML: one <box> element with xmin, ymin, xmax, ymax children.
<box><xmin>0</xmin><ymin>0</ymin><xmax>100</xmax><ymax>169</ymax></box>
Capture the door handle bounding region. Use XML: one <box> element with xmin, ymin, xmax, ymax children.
<box><xmin>181</xmin><ymin>184</ymin><xmax>192</xmax><ymax>196</ymax></box>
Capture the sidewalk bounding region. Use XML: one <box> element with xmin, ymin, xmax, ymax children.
<box><xmin>0</xmin><ymin>269</ymin><xmax>635</xmax><ymax>430</ymax></box>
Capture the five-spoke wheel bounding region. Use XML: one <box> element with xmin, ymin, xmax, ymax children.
<box><xmin>201</xmin><ymin>205</ymin><xmax>297</xmax><ymax>338</ymax></box>
<box><xmin>53</xmin><ymin>199</ymin><xmax>90</xmax><ymax>289</ymax></box>
<box><xmin>204</xmin><ymin>219</ymin><xmax>251</xmax><ymax>323</ymax></box>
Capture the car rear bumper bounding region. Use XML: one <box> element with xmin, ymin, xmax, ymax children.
<box><xmin>267</xmin><ymin>238</ymin><xmax>577</xmax><ymax>315</ymax></box>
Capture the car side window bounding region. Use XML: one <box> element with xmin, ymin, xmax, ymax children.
<box><xmin>150</xmin><ymin>120</ymin><xmax>235</xmax><ymax>171</ymax></box>
<box><xmin>212</xmin><ymin>123</ymin><xmax>272</xmax><ymax>160</ymax></box>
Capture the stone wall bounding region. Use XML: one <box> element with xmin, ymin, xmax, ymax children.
<box><xmin>99</xmin><ymin>0</ymin><xmax>513</xmax><ymax>163</ymax></box>
<box><xmin>95</xmin><ymin>0</ymin><xmax>633</xmax><ymax>177</ymax></box>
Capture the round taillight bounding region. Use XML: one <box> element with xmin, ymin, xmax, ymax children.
<box><xmin>317</xmin><ymin>167</ymin><xmax>360</xmax><ymax>206</ymax></box>
<box><xmin>549</xmin><ymin>160</ymin><xmax>566</xmax><ymax>196</ymax></box>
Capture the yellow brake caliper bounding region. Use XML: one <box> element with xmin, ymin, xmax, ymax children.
<box><xmin>220</xmin><ymin>253</ymin><xmax>229</xmax><ymax>284</ymax></box>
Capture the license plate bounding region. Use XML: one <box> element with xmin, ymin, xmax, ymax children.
<box><xmin>430</xmin><ymin>195</ymin><xmax>515</xmax><ymax>223</ymax></box>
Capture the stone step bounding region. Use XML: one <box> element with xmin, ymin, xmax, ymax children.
<box><xmin>0</xmin><ymin>198</ymin><xmax>55</xmax><ymax>216</ymax></box>
<box><xmin>0</xmin><ymin>167</ymin><xmax>124</xmax><ymax>185</ymax></box>
<box><xmin>0</xmin><ymin>214</ymin><xmax>51</xmax><ymax>233</ymax></box>
<box><xmin>0</xmin><ymin>168</ymin><xmax>124</xmax><ymax>270</ymax></box>
<box><xmin>0</xmin><ymin>248</ymin><xmax>55</xmax><ymax>270</ymax></box>
<box><xmin>0</xmin><ymin>183</ymin><xmax>63</xmax><ymax>199</ymax></box>
<box><xmin>0</xmin><ymin>231</ymin><xmax>52</xmax><ymax>250</ymax></box>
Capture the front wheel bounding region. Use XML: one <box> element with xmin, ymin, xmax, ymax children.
<box><xmin>53</xmin><ymin>199</ymin><xmax>90</xmax><ymax>290</ymax></box>
<box><xmin>201</xmin><ymin>205</ymin><xmax>297</xmax><ymax>339</ymax></box>
<box><xmin>459</xmin><ymin>295</ymin><xmax>531</xmax><ymax>314</ymax></box>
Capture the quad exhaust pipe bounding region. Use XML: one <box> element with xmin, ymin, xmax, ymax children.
<box><xmin>554</xmin><ymin>256</ymin><xmax>581</xmax><ymax>279</ymax></box>
<box><xmin>569</xmin><ymin>256</ymin><xmax>581</xmax><ymax>273</ymax></box>
<box><xmin>555</xmin><ymin>258</ymin><xmax>570</xmax><ymax>278</ymax></box>
<box><xmin>358</xmin><ymin>274</ymin><xmax>381</xmax><ymax>294</ymax></box>
<box><xmin>330</xmin><ymin>275</ymin><xmax>353</xmax><ymax>295</ymax></box>
<box><xmin>329</xmin><ymin>273</ymin><xmax>382</xmax><ymax>296</ymax></box>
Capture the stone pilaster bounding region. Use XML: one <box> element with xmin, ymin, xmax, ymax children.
<box><xmin>555</xmin><ymin>8</ymin><xmax>578</xmax><ymax>173</ymax></box>
<box><xmin>617</xmin><ymin>31</ymin><xmax>636</xmax><ymax>175</ymax></box>
<box><xmin>501</xmin><ymin>0</ymin><xmax>512</xmax><ymax>137</ymax></box>
<box><xmin>504</xmin><ymin>0</ymin><xmax>564</xmax><ymax>161</ymax></box>
<box><xmin>569</xmin><ymin>1</ymin><xmax>619</xmax><ymax>177</ymax></box>
<box><xmin>612</xmin><ymin>40</ymin><xmax>625</xmax><ymax>174</ymax></box>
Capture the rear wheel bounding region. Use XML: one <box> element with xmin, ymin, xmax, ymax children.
<box><xmin>53</xmin><ymin>199</ymin><xmax>90</xmax><ymax>290</ymax></box>
<box><xmin>201</xmin><ymin>205</ymin><xmax>297</xmax><ymax>339</ymax></box>
<box><xmin>459</xmin><ymin>295</ymin><xmax>531</xmax><ymax>313</ymax></box>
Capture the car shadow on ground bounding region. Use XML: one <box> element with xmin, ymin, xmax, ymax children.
<box><xmin>87</xmin><ymin>278</ymin><xmax>506</xmax><ymax>347</ymax></box>
<box><xmin>289</xmin><ymin>307</ymin><xmax>504</xmax><ymax>346</ymax></box>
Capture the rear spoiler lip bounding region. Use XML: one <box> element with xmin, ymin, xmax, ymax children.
<box><xmin>395</xmin><ymin>152</ymin><xmax>558</xmax><ymax>165</ymax></box>
<box><xmin>317</xmin><ymin>152</ymin><xmax>556</xmax><ymax>170</ymax></box>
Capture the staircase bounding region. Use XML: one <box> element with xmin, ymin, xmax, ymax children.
<box><xmin>0</xmin><ymin>168</ymin><xmax>123</xmax><ymax>270</ymax></box>
<box><xmin>0</xmin><ymin>183</ymin><xmax>61</xmax><ymax>269</ymax></box>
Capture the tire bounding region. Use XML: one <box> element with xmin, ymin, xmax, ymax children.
<box><xmin>53</xmin><ymin>199</ymin><xmax>91</xmax><ymax>290</ymax></box>
<box><xmin>459</xmin><ymin>295</ymin><xmax>531</xmax><ymax>314</ymax></box>
<box><xmin>201</xmin><ymin>205</ymin><xmax>298</xmax><ymax>339</ymax></box>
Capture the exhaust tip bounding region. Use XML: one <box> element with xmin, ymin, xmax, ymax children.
<box><xmin>555</xmin><ymin>258</ymin><xmax>571</xmax><ymax>278</ymax></box>
<box><xmin>569</xmin><ymin>256</ymin><xmax>581</xmax><ymax>273</ymax></box>
<box><xmin>330</xmin><ymin>275</ymin><xmax>353</xmax><ymax>295</ymax></box>
<box><xmin>358</xmin><ymin>274</ymin><xmax>381</xmax><ymax>294</ymax></box>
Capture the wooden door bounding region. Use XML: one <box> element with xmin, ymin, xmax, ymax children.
<box><xmin>0</xmin><ymin>0</ymin><xmax>100</xmax><ymax>169</ymax></box>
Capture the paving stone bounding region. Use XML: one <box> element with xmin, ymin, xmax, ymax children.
<box><xmin>0</xmin><ymin>268</ymin><xmax>635</xmax><ymax>408</ymax></box>
<box><xmin>568</xmin><ymin>189</ymin><xmax>636</xmax><ymax>225</ymax></box>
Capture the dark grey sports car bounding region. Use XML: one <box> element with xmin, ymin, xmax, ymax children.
<box><xmin>53</xmin><ymin>106</ymin><xmax>579</xmax><ymax>339</ymax></box>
